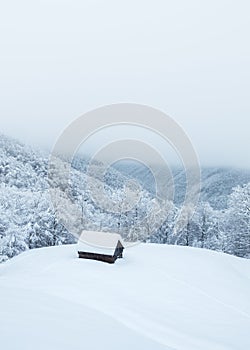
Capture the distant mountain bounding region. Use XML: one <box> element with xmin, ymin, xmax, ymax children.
<box><xmin>113</xmin><ymin>160</ymin><xmax>250</xmax><ymax>209</ymax></box>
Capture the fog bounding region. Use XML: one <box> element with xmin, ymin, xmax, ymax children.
<box><xmin>0</xmin><ymin>0</ymin><xmax>249</xmax><ymax>168</ymax></box>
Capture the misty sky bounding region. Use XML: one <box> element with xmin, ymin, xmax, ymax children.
<box><xmin>0</xmin><ymin>0</ymin><xmax>249</xmax><ymax>168</ymax></box>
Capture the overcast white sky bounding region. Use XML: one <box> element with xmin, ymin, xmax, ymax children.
<box><xmin>0</xmin><ymin>0</ymin><xmax>249</xmax><ymax>168</ymax></box>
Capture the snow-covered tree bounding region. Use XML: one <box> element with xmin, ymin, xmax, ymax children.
<box><xmin>223</xmin><ymin>183</ymin><xmax>250</xmax><ymax>257</ymax></box>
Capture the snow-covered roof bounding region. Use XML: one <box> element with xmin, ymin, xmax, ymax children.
<box><xmin>77</xmin><ymin>230</ymin><xmax>124</xmax><ymax>255</ymax></box>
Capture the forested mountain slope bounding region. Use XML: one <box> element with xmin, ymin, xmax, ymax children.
<box><xmin>0</xmin><ymin>134</ymin><xmax>249</xmax><ymax>261</ymax></box>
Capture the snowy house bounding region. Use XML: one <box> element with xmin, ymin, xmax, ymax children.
<box><xmin>77</xmin><ymin>231</ymin><xmax>124</xmax><ymax>264</ymax></box>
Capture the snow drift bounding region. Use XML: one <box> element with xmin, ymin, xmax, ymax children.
<box><xmin>0</xmin><ymin>243</ymin><xmax>250</xmax><ymax>350</ymax></box>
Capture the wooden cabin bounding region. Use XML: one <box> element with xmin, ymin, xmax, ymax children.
<box><xmin>77</xmin><ymin>231</ymin><xmax>124</xmax><ymax>264</ymax></box>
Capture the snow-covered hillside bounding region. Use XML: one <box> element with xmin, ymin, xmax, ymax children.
<box><xmin>1</xmin><ymin>244</ymin><xmax>250</xmax><ymax>350</ymax></box>
<box><xmin>1</xmin><ymin>133</ymin><xmax>250</xmax><ymax>260</ymax></box>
